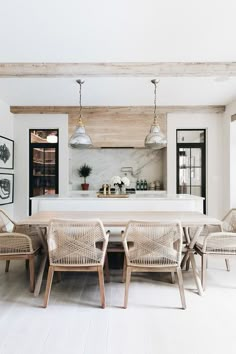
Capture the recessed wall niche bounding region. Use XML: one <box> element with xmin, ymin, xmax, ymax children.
<box><xmin>69</xmin><ymin>148</ymin><xmax>167</xmax><ymax>191</ymax></box>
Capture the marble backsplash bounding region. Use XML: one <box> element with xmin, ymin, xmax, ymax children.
<box><xmin>69</xmin><ymin>148</ymin><xmax>166</xmax><ymax>190</ymax></box>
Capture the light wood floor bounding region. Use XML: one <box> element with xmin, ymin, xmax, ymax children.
<box><xmin>0</xmin><ymin>256</ymin><xmax>236</xmax><ymax>354</ymax></box>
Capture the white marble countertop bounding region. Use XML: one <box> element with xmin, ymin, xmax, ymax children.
<box><xmin>31</xmin><ymin>191</ymin><xmax>204</xmax><ymax>201</ymax></box>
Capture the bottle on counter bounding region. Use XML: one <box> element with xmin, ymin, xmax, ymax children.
<box><xmin>136</xmin><ymin>180</ymin><xmax>140</xmax><ymax>190</ymax></box>
<box><xmin>143</xmin><ymin>179</ymin><xmax>148</xmax><ymax>190</ymax></box>
<box><xmin>140</xmin><ymin>179</ymin><xmax>144</xmax><ymax>190</ymax></box>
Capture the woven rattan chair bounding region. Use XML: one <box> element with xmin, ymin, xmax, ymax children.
<box><xmin>0</xmin><ymin>209</ymin><xmax>41</xmax><ymax>292</ymax></box>
<box><xmin>195</xmin><ymin>209</ymin><xmax>236</xmax><ymax>290</ymax></box>
<box><xmin>122</xmin><ymin>220</ymin><xmax>186</xmax><ymax>309</ymax></box>
<box><xmin>43</xmin><ymin>218</ymin><xmax>109</xmax><ymax>308</ymax></box>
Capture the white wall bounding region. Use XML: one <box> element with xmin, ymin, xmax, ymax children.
<box><xmin>230</xmin><ymin>120</ymin><xmax>236</xmax><ymax>207</ymax></box>
<box><xmin>0</xmin><ymin>99</ymin><xmax>14</xmax><ymax>217</ymax></box>
<box><xmin>167</xmin><ymin>112</ymin><xmax>224</xmax><ymax>218</ymax></box>
<box><xmin>223</xmin><ymin>100</ymin><xmax>236</xmax><ymax>212</ymax></box>
<box><xmin>14</xmin><ymin>114</ymin><xmax>68</xmax><ymax>220</ymax></box>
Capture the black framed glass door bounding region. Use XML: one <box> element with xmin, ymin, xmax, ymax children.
<box><xmin>176</xmin><ymin>130</ymin><xmax>206</xmax><ymax>213</ymax></box>
<box><xmin>29</xmin><ymin>130</ymin><xmax>59</xmax><ymax>215</ymax></box>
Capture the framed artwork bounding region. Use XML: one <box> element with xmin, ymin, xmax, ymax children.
<box><xmin>0</xmin><ymin>136</ymin><xmax>14</xmax><ymax>169</ymax></box>
<box><xmin>0</xmin><ymin>173</ymin><xmax>14</xmax><ymax>205</ymax></box>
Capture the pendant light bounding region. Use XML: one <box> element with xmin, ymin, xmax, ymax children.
<box><xmin>69</xmin><ymin>79</ymin><xmax>93</xmax><ymax>149</ymax></box>
<box><xmin>144</xmin><ymin>79</ymin><xmax>167</xmax><ymax>149</ymax></box>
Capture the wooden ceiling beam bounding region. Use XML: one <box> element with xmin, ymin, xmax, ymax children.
<box><xmin>1</xmin><ymin>62</ymin><xmax>236</xmax><ymax>78</ymax></box>
<box><xmin>11</xmin><ymin>105</ymin><xmax>225</xmax><ymax>114</ymax></box>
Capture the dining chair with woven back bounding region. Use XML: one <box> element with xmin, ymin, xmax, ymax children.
<box><xmin>43</xmin><ymin>218</ymin><xmax>109</xmax><ymax>308</ymax></box>
<box><xmin>195</xmin><ymin>209</ymin><xmax>236</xmax><ymax>290</ymax></box>
<box><xmin>0</xmin><ymin>209</ymin><xmax>41</xmax><ymax>292</ymax></box>
<box><xmin>122</xmin><ymin>220</ymin><xmax>186</xmax><ymax>309</ymax></box>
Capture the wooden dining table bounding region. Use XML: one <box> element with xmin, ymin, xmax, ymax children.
<box><xmin>17</xmin><ymin>210</ymin><xmax>222</xmax><ymax>297</ymax></box>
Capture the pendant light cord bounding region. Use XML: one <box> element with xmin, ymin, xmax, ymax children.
<box><xmin>151</xmin><ymin>79</ymin><xmax>159</xmax><ymax>125</ymax></box>
<box><xmin>76</xmin><ymin>79</ymin><xmax>84</xmax><ymax>126</ymax></box>
<box><xmin>154</xmin><ymin>81</ymin><xmax>157</xmax><ymax>121</ymax></box>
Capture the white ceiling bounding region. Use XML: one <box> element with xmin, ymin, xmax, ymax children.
<box><xmin>1</xmin><ymin>0</ymin><xmax>236</xmax><ymax>106</ymax></box>
<box><xmin>1</xmin><ymin>77</ymin><xmax>236</xmax><ymax>106</ymax></box>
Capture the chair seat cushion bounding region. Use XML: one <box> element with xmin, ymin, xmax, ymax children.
<box><xmin>196</xmin><ymin>235</ymin><xmax>236</xmax><ymax>254</ymax></box>
<box><xmin>129</xmin><ymin>256</ymin><xmax>178</xmax><ymax>266</ymax></box>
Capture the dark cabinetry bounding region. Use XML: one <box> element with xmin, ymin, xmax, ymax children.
<box><xmin>29</xmin><ymin>129</ymin><xmax>59</xmax><ymax>214</ymax></box>
<box><xmin>176</xmin><ymin>129</ymin><xmax>206</xmax><ymax>213</ymax></box>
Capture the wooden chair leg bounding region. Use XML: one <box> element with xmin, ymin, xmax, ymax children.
<box><xmin>5</xmin><ymin>260</ymin><xmax>10</xmax><ymax>273</ymax></box>
<box><xmin>176</xmin><ymin>267</ymin><xmax>186</xmax><ymax>309</ymax></box>
<box><xmin>98</xmin><ymin>266</ymin><xmax>106</xmax><ymax>309</ymax></box>
<box><xmin>43</xmin><ymin>266</ymin><xmax>54</xmax><ymax>308</ymax></box>
<box><xmin>122</xmin><ymin>256</ymin><xmax>127</xmax><ymax>283</ymax></box>
<box><xmin>225</xmin><ymin>258</ymin><xmax>230</xmax><ymax>272</ymax></box>
<box><xmin>29</xmin><ymin>257</ymin><xmax>35</xmax><ymax>292</ymax></box>
<box><xmin>170</xmin><ymin>271</ymin><xmax>175</xmax><ymax>284</ymax></box>
<box><xmin>189</xmin><ymin>252</ymin><xmax>203</xmax><ymax>296</ymax></box>
<box><xmin>104</xmin><ymin>254</ymin><xmax>110</xmax><ymax>283</ymax></box>
<box><xmin>185</xmin><ymin>257</ymin><xmax>191</xmax><ymax>271</ymax></box>
<box><xmin>25</xmin><ymin>259</ymin><xmax>29</xmax><ymax>270</ymax></box>
<box><xmin>201</xmin><ymin>254</ymin><xmax>207</xmax><ymax>291</ymax></box>
<box><xmin>124</xmin><ymin>267</ymin><xmax>131</xmax><ymax>309</ymax></box>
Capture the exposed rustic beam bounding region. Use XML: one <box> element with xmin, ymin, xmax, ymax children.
<box><xmin>231</xmin><ymin>114</ymin><xmax>236</xmax><ymax>121</ymax></box>
<box><xmin>1</xmin><ymin>62</ymin><xmax>236</xmax><ymax>78</ymax></box>
<box><xmin>10</xmin><ymin>105</ymin><xmax>225</xmax><ymax>115</ymax></box>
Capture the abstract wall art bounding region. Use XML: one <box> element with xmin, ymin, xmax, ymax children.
<box><xmin>0</xmin><ymin>173</ymin><xmax>14</xmax><ymax>205</ymax></box>
<box><xmin>0</xmin><ymin>136</ymin><xmax>14</xmax><ymax>169</ymax></box>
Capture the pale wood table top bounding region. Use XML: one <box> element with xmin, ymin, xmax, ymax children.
<box><xmin>18</xmin><ymin>211</ymin><xmax>221</xmax><ymax>228</ymax></box>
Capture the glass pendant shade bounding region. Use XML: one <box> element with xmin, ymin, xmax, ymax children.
<box><xmin>145</xmin><ymin>122</ymin><xmax>167</xmax><ymax>149</ymax></box>
<box><xmin>69</xmin><ymin>79</ymin><xmax>93</xmax><ymax>149</ymax></box>
<box><xmin>69</xmin><ymin>120</ymin><xmax>92</xmax><ymax>149</ymax></box>
<box><xmin>145</xmin><ymin>79</ymin><xmax>167</xmax><ymax>149</ymax></box>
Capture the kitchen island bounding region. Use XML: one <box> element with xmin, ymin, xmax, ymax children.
<box><xmin>31</xmin><ymin>191</ymin><xmax>204</xmax><ymax>214</ymax></box>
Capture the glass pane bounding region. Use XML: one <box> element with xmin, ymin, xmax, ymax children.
<box><xmin>191</xmin><ymin>186</ymin><xmax>202</xmax><ymax>197</ymax></box>
<box><xmin>178</xmin><ymin>161</ymin><xmax>190</xmax><ymax>194</ymax></box>
<box><xmin>191</xmin><ymin>148</ymin><xmax>202</xmax><ymax>167</ymax></box>
<box><xmin>44</xmin><ymin>148</ymin><xmax>56</xmax><ymax>176</ymax></box>
<box><xmin>177</xmin><ymin>130</ymin><xmax>205</xmax><ymax>143</ymax></box>
<box><xmin>30</xmin><ymin>129</ymin><xmax>58</xmax><ymax>143</ymax></box>
<box><xmin>32</xmin><ymin>148</ymin><xmax>56</xmax><ymax>197</ymax></box>
<box><xmin>179</xmin><ymin>148</ymin><xmax>190</xmax><ymax>168</ymax></box>
<box><xmin>191</xmin><ymin>167</ymin><xmax>202</xmax><ymax>196</ymax></box>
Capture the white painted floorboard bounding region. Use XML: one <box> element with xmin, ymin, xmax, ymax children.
<box><xmin>0</xmin><ymin>256</ymin><xmax>236</xmax><ymax>354</ymax></box>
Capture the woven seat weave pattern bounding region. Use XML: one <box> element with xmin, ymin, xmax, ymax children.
<box><xmin>123</xmin><ymin>221</ymin><xmax>182</xmax><ymax>267</ymax></box>
<box><xmin>222</xmin><ymin>209</ymin><xmax>236</xmax><ymax>232</ymax></box>
<box><xmin>0</xmin><ymin>209</ymin><xmax>40</xmax><ymax>255</ymax></box>
<box><xmin>0</xmin><ymin>233</ymin><xmax>33</xmax><ymax>254</ymax></box>
<box><xmin>194</xmin><ymin>210</ymin><xmax>236</xmax><ymax>255</ymax></box>
<box><xmin>47</xmin><ymin>219</ymin><xmax>108</xmax><ymax>266</ymax></box>
<box><xmin>196</xmin><ymin>232</ymin><xmax>236</xmax><ymax>254</ymax></box>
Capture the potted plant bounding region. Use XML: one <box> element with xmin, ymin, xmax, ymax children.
<box><xmin>78</xmin><ymin>163</ymin><xmax>92</xmax><ymax>190</ymax></box>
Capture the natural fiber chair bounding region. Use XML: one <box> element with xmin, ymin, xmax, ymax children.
<box><xmin>43</xmin><ymin>218</ymin><xmax>109</xmax><ymax>308</ymax></box>
<box><xmin>122</xmin><ymin>220</ymin><xmax>186</xmax><ymax>309</ymax></box>
<box><xmin>0</xmin><ymin>209</ymin><xmax>41</xmax><ymax>292</ymax></box>
<box><xmin>195</xmin><ymin>209</ymin><xmax>236</xmax><ymax>290</ymax></box>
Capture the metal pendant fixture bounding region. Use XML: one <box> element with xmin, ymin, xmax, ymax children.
<box><xmin>69</xmin><ymin>79</ymin><xmax>93</xmax><ymax>149</ymax></box>
<box><xmin>144</xmin><ymin>79</ymin><xmax>167</xmax><ymax>149</ymax></box>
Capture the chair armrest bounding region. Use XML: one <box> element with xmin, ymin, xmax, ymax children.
<box><xmin>203</xmin><ymin>231</ymin><xmax>236</xmax><ymax>253</ymax></box>
<box><xmin>0</xmin><ymin>232</ymin><xmax>34</xmax><ymax>253</ymax></box>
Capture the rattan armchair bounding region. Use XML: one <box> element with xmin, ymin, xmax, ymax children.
<box><xmin>0</xmin><ymin>209</ymin><xmax>41</xmax><ymax>292</ymax></box>
<box><xmin>195</xmin><ymin>209</ymin><xmax>236</xmax><ymax>290</ymax></box>
<box><xmin>122</xmin><ymin>220</ymin><xmax>186</xmax><ymax>309</ymax></box>
<box><xmin>43</xmin><ymin>218</ymin><xmax>109</xmax><ymax>308</ymax></box>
